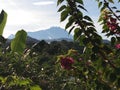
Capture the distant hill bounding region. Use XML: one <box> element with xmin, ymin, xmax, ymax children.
<box><xmin>7</xmin><ymin>27</ymin><xmax>110</xmax><ymax>44</ymax></box>
<box><xmin>8</xmin><ymin>27</ymin><xmax>73</xmax><ymax>40</ymax></box>
<box><xmin>27</xmin><ymin>27</ymin><xmax>73</xmax><ymax>40</ymax></box>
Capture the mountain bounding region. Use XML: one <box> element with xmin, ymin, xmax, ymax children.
<box><xmin>27</xmin><ymin>27</ymin><xmax>73</xmax><ymax>40</ymax></box>
<box><xmin>8</xmin><ymin>27</ymin><xmax>73</xmax><ymax>40</ymax></box>
<box><xmin>8</xmin><ymin>34</ymin><xmax>15</xmax><ymax>39</ymax></box>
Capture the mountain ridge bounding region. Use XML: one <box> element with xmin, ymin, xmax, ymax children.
<box><xmin>8</xmin><ymin>27</ymin><xmax>73</xmax><ymax>40</ymax></box>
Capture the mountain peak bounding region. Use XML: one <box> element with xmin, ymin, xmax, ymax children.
<box><xmin>27</xmin><ymin>27</ymin><xmax>73</xmax><ymax>40</ymax></box>
<box><xmin>8</xmin><ymin>27</ymin><xmax>73</xmax><ymax>40</ymax></box>
<box><xmin>8</xmin><ymin>34</ymin><xmax>15</xmax><ymax>39</ymax></box>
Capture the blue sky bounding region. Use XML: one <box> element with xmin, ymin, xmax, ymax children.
<box><xmin>0</xmin><ymin>0</ymin><xmax>102</xmax><ymax>38</ymax></box>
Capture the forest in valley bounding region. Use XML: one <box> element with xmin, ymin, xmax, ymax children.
<box><xmin>0</xmin><ymin>37</ymin><xmax>84</xmax><ymax>90</ymax></box>
<box><xmin>0</xmin><ymin>0</ymin><xmax>120</xmax><ymax>90</ymax></box>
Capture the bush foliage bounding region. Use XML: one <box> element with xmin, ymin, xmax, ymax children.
<box><xmin>0</xmin><ymin>0</ymin><xmax>120</xmax><ymax>90</ymax></box>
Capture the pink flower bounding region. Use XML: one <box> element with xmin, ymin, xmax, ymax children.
<box><xmin>107</xmin><ymin>22</ymin><xmax>111</xmax><ymax>26</ymax></box>
<box><xmin>110</xmin><ymin>17</ymin><xmax>117</xmax><ymax>23</ymax></box>
<box><xmin>60</xmin><ymin>57</ymin><xmax>74</xmax><ymax>70</ymax></box>
<box><xmin>115</xmin><ymin>44</ymin><xmax>120</xmax><ymax>49</ymax></box>
<box><xmin>110</xmin><ymin>23</ymin><xmax>118</xmax><ymax>31</ymax></box>
<box><xmin>107</xmin><ymin>22</ymin><xmax>118</xmax><ymax>31</ymax></box>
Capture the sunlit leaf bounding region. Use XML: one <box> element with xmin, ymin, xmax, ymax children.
<box><xmin>30</xmin><ymin>85</ymin><xmax>42</xmax><ymax>90</ymax></box>
<box><xmin>11</xmin><ymin>30</ymin><xmax>27</xmax><ymax>54</ymax></box>
<box><xmin>0</xmin><ymin>10</ymin><xmax>7</xmax><ymax>35</ymax></box>
<box><xmin>18</xmin><ymin>80</ymin><xmax>30</xmax><ymax>86</ymax></box>
<box><xmin>0</xmin><ymin>76</ymin><xmax>4</xmax><ymax>83</ymax></box>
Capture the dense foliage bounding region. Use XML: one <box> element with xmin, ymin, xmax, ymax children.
<box><xmin>0</xmin><ymin>0</ymin><xmax>120</xmax><ymax>90</ymax></box>
<box><xmin>57</xmin><ymin>0</ymin><xmax>120</xmax><ymax>89</ymax></box>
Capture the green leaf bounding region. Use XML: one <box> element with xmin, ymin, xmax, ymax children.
<box><xmin>58</xmin><ymin>5</ymin><xmax>66</xmax><ymax>12</ymax></box>
<box><xmin>79</xmin><ymin>35</ymin><xmax>85</xmax><ymax>46</ymax></box>
<box><xmin>0</xmin><ymin>35</ymin><xmax>6</xmax><ymax>44</ymax></box>
<box><xmin>18</xmin><ymin>80</ymin><xmax>30</xmax><ymax>86</ymax></box>
<box><xmin>87</xmin><ymin>27</ymin><xmax>97</xmax><ymax>33</ymax></box>
<box><xmin>109</xmin><ymin>73</ymin><xmax>116</xmax><ymax>82</ymax></box>
<box><xmin>116</xmin><ymin>37</ymin><xmax>120</xmax><ymax>41</ymax></box>
<box><xmin>76</xmin><ymin>0</ymin><xmax>83</xmax><ymax>5</ymax></box>
<box><xmin>100</xmin><ymin>5</ymin><xmax>106</xmax><ymax>12</ymax></box>
<box><xmin>102</xmin><ymin>45</ymin><xmax>112</xmax><ymax>54</ymax></box>
<box><xmin>82</xmin><ymin>20</ymin><xmax>94</xmax><ymax>27</ymax></box>
<box><xmin>60</xmin><ymin>10</ymin><xmax>68</xmax><ymax>22</ymax></box>
<box><xmin>92</xmin><ymin>46</ymin><xmax>99</xmax><ymax>53</ymax></box>
<box><xmin>74</xmin><ymin>28</ymin><xmax>83</xmax><ymax>41</ymax></box>
<box><xmin>98</xmin><ymin>15</ymin><xmax>103</xmax><ymax>22</ymax></box>
<box><xmin>78</xmin><ymin>5</ymin><xmax>87</xmax><ymax>12</ymax></box>
<box><xmin>83</xmin><ymin>38</ymin><xmax>90</xmax><ymax>45</ymax></box>
<box><xmin>84</xmin><ymin>15</ymin><xmax>93</xmax><ymax>22</ymax></box>
<box><xmin>116</xmin><ymin>10</ymin><xmax>120</xmax><ymax>13</ymax></box>
<box><xmin>108</xmin><ymin>0</ymin><xmax>114</xmax><ymax>3</ymax></box>
<box><xmin>57</xmin><ymin>0</ymin><xmax>64</xmax><ymax>6</ymax></box>
<box><xmin>0</xmin><ymin>10</ymin><xmax>7</xmax><ymax>35</ymax></box>
<box><xmin>69</xmin><ymin>26</ymin><xmax>75</xmax><ymax>34</ymax></box>
<box><xmin>0</xmin><ymin>76</ymin><xmax>4</xmax><ymax>83</ymax></box>
<box><xmin>117</xmin><ymin>78</ymin><xmax>120</xmax><ymax>87</ymax></box>
<box><xmin>111</xmin><ymin>6</ymin><xmax>117</xmax><ymax>9</ymax></box>
<box><xmin>11</xmin><ymin>30</ymin><xmax>27</xmax><ymax>54</ymax></box>
<box><xmin>98</xmin><ymin>2</ymin><xmax>102</xmax><ymax>8</ymax></box>
<box><xmin>30</xmin><ymin>85</ymin><xmax>42</xmax><ymax>90</ymax></box>
<box><xmin>65</xmin><ymin>22</ymin><xmax>73</xmax><ymax>29</ymax></box>
<box><xmin>94</xmin><ymin>38</ymin><xmax>102</xmax><ymax>45</ymax></box>
<box><xmin>91</xmin><ymin>53</ymin><xmax>97</xmax><ymax>61</ymax></box>
<box><xmin>111</xmin><ymin>37</ymin><xmax>116</xmax><ymax>46</ymax></box>
<box><xmin>65</xmin><ymin>16</ymin><xmax>74</xmax><ymax>29</ymax></box>
<box><xmin>77</xmin><ymin>11</ymin><xmax>83</xmax><ymax>20</ymax></box>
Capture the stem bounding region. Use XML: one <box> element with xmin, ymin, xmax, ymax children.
<box><xmin>67</xmin><ymin>0</ymin><xmax>116</xmax><ymax>68</ymax></box>
<box><xmin>104</xmin><ymin>0</ymin><xmax>120</xmax><ymax>21</ymax></box>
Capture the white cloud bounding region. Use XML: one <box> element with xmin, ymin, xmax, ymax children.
<box><xmin>33</xmin><ymin>1</ymin><xmax>55</xmax><ymax>6</ymax></box>
<box><xmin>0</xmin><ymin>0</ymin><xmax>60</xmax><ymax>38</ymax></box>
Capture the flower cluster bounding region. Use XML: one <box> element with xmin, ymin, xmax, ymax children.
<box><xmin>60</xmin><ymin>57</ymin><xmax>74</xmax><ymax>70</ymax></box>
<box><xmin>105</xmin><ymin>16</ymin><xmax>120</xmax><ymax>35</ymax></box>
<box><xmin>107</xmin><ymin>17</ymin><xmax>118</xmax><ymax>32</ymax></box>
<box><xmin>115</xmin><ymin>44</ymin><xmax>120</xmax><ymax>49</ymax></box>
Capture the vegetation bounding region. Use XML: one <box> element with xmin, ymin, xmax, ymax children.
<box><xmin>0</xmin><ymin>0</ymin><xmax>120</xmax><ymax>90</ymax></box>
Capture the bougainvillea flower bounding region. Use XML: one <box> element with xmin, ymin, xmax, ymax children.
<box><xmin>60</xmin><ymin>57</ymin><xmax>74</xmax><ymax>70</ymax></box>
<box><xmin>107</xmin><ymin>22</ymin><xmax>111</xmax><ymax>26</ymax></box>
<box><xmin>110</xmin><ymin>17</ymin><xmax>117</xmax><ymax>23</ymax></box>
<box><xmin>107</xmin><ymin>22</ymin><xmax>118</xmax><ymax>31</ymax></box>
<box><xmin>115</xmin><ymin>44</ymin><xmax>120</xmax><ymax>49</ymax></box>
<box><xmin>110</xmin><ymin>23</ymin><xmax>118</xmax><ymax>31</ymax></box>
